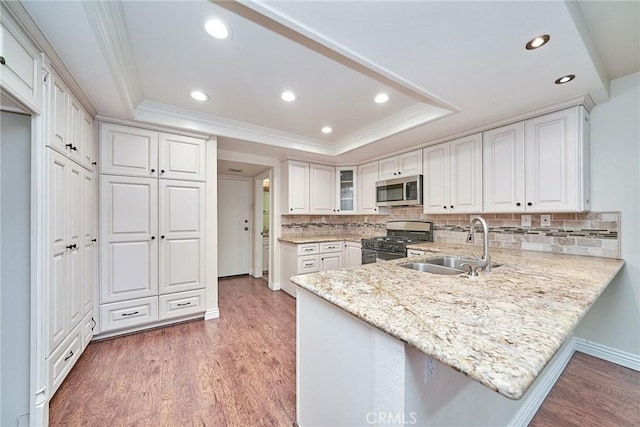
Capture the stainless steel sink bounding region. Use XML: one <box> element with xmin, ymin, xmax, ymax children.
<box><xmin>400</xmin><ymin>256</ymin><xmax>501</xmax><ymax>275</ymax></box>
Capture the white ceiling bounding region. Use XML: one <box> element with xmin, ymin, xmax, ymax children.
<box><xmin>21</xmin><ymin>0</ymin><xmax>640</xmax><ymax>165</ymax></box>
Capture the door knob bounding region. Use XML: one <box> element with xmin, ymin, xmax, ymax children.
<box><xmin>244</xmin><ymin>227</ymin><xmax>249</xmax><ymax>231</ymax></box>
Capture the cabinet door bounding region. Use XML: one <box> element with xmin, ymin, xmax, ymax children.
<box><xmin>357</xmin><ymin>161</ymin><xmax>379</xmax><ymax>214</ymax></box>
<box><xmin>0</xmin><ymin>15</ymin><xmax>42</xmax><ymax>113</ymax></box>
<box><xmin>336</xmin><ymin>167</ymin><xmax>356</xmax><ymax>214</ymax></box>
<box><xmin>100</xmin><ymin>124</ymin><xmax>158</xmax><ymax>178</ymax></box>
<box><xmin>449</xmin><ymin>133</ymin><xmax>482</xmax><ymax>213</ymax></box>
<box><xmin>483</xmin><ymin>123</ymin><xmax>525</xmax><ymax>213</ymax></box>
<box><xmin>158</xmin><ymin>133</ymin><xmax>206</xmax><ymax>181</ymax></box>
<box><xmin>398</xmin><ymin>150</ymin><xmax>423</xmax><ymax>176</ymax></box>
<box><xmin>67</xmin><ymin>162</ymin><xmax>84</xmax><ymax>330</ymax></box>
<box><xmin>378</xmin><ymin>156</ymin><xmax>398</xmax><ymax>180</ymax></box>
<box><xmin>100</xmin><ymin>175</ymin><xmax>158</xmax><ymax>303</ymax></box>
<box><xmin>310</xmin><ymin>164</ymin><xmax>335</xmax><ymax>214</ymax></box>
<box><xmin>158</xmin><ymin>180</ymin><xmax>205</xmax><ymax>295</ymax></box>
<box><xmin>524</xmin><ymin>108</ymin><xmax>579</xmax><ymax>212</ymax></box>
<box><xmin>48</xmin><ymin>151</ymin><xmax>69</xmax><ymax>353</ymax></box>
<box><xmin>68</xmin><ymin>95</ymin><xmax>84</xmax><ymax>165</ymax></box>
<box><xmin>423</xmin><ymin>143</ymin><xmax>449</xmax><ymax>214</ymax></box>
<box><xmin>49</xmin><ymin>72</ymin><xmax>69</xmax><ymax>155</ymax></box>
<box><xmin>286</xmin><ymin>161</ymin><xmax>309</xmax><ymax>214</ymax></box>
<box><xmin>320</xmin><ymin>252</ymin><xmax>343</xmax><ymax>271</ymax></box>
<box><xmin>344</xmin><ymin>243</ymin><xmax>362</xmax><ymax>268</ymax></box>
<box><xmin>83</xmin><ymin>113</ymin><xmax>96</xmax><ymax>170</ymax></box>
<box><xmin>82</xmin><ymin>170</ymin><xmax>96</xmax><ymax>315</ymax></box>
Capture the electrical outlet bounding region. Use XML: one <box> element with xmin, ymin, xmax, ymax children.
<box><xmin>424</xmin><ymin>356</ymin><xmax>436</xmax><ymax>384</ymax></box>
<box><xmin>541</xmin><ymin>215</ymin><xmax>551</xmax><ymax>227</ymax></box>
<box><xmin>521</xmin><ymin>215</ymin><xmax>531</xmax><ymax>227</ymax></box>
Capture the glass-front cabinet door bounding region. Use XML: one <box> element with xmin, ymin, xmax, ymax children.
<box><xmin>336</xmin><ymin>167</ymin><xmax>357</xmax><ymax>214</ymax></box>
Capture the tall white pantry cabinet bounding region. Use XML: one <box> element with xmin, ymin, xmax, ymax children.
<box><xmin>46</xmin><ymin>68</ymin><xmax>97</xmax><ymax>397</ymax></box>
<box><xmin>97</xmin><ymin>123</ymin><xmax>207</xmax><ymax>336</ymax></box>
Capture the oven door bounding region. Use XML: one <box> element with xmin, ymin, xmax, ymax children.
<box><xmin>362</xmin><ymin>248</ymin><xmax>377</xmax><ymax>265</ymax></box>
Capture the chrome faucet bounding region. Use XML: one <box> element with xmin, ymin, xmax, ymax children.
<box><xmin>468</xmin><ymin>216</ymin><xmax>491</xmax><ymax>272</ymax></box>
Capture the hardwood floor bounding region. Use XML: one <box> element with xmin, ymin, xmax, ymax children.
<box><xmin>530</xmin><ymin>351</ymin><xmax>640</xmax><ymax>426</ymax></box>
<box><xmin>50</xmin><ymin>276</ymin><xmax>639</xmax><ymax>426</ymax></box>
<box><xmin>49</xmin><ymin>276</ymin><xmax>296</xmax><ymax>426</ymax></box>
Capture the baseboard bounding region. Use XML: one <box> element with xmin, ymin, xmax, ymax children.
<box><xmin>269</xmin><ymin>281</ymin><xmax>281</xmax><ymax>291</ymax></box>
<box><xmin>204</xmin><ymin>307</ymin><xmax>220</xmax><ymax>320</ymax></box>
<box><xmin>574</xmin><ymin>337</ymin><xmax>640</xmax><ymax>371</ymax></box>
<box><xmin>509</xmin><ymin>338</ymin><xmax>576</xmax><ymax>427</ymax></box>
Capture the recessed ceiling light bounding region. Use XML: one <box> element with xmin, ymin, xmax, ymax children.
<box><xmin>190</xmin><ymin>90</ymin><xmax>210</xmax><ymax>101</ymax></box>
<box><xmin>204</xmin><ymin>18</ymin><xmax>231</xmax><ymax>40</ymax></box>
<box><xmin>321</xmin><ymin>126</ymin><xmax>332</xmax><ymax>134</ymax></box>
<box><xmin>526</xmin><ymin>34</ymin><xmax>550</xmax><ymax>50</ymax></box>
<box><xmin>281</xmin><ymin>91</ymin><xmax>296</xmax><ymax>102</ymax></box>
<box><xmin>554</xmin><ymin>74</ymin><xmax>576</xmax><ymax>84</ymax></box>
<box><xmin>374</xmin><ymin>93</ymin><xmax>389</xmax><ymax>104</ymax></box>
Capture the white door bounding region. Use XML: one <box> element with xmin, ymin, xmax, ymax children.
<box><xmin>320</xmin><ymin>252</ymin><xmax>343</xmax><ymax>271</ymax></box>
<box><xmin>158</xmin><ymin>133</ymin><xmax>206</xmax><ymax>181</ymax></box>
<box><xmin>524</xmin><ymin>108</ymin><xmax>578</xmax><ymax>212</ymax></box>
<box><xmin>483</xmin><ymin>122</ymin><xmax>525</xmax><ymax>213</ymax></box>
<box><xmin>68</xmin><ymin>161</ymin><xmax>84</xmax><ymax>329</ymax></box>
<box><xmin>287</xmin><ymin>161</ymin><xmax>309</xmax><ymax>214</ymax></box>
<box><xmin>158</xmin><ymin>180</ymin><xmax>205</xmax><ymax>294</ymax></box>
<box><xmin>449</xmin><ymin>133</ymin><xmax>482</xmax><ymax>213</ymax></box>
<box><xmin>423</xmin><ymin>143</ymin><xmax>449</xmax><ymax>214</ymax></box>
<box><xmin>48</xmin><ymin>150</ymin><xmax>69</xmax><ymax>353</ymax></box>
<box><xmin>49</xmin><ymin>72</ymin><xmax>68</xmax><ymax>155</ymax></box>
<box><xmin>398</xmin><ymin>149</ymin><xmax>423</xmax><ymax>176</ymax></box>
<box><xmin>68</xmin><ymin>95</ymin><xmax>84</xmax><ymax>165</ymax></box>
<box><xmin>83</xmin><ymin>113</ymin><xmax>95</xmax><ymax>171</ymax></box>
<box><xmin>218</xmin><ymin>177</ymin><xmax>250</xmax><ymax>277</ymax></box>
<box><xmin>100</xmin><ymin>175</ymin><xmax>158</xmax><ymax>303</ymax></box>
<box><xmin>357</xmin><ymin>161</ymin><xmax>379</xmax><ymax>214</ymax></box>
<box><xmin>310</xmin><ymin>164</ymin><xmax>335</xmax><ymax>214</ymax></box>
<box><xmin>378</xmin><ymin>156</ymin><xmax>399</xmax><ymax>180</ymax></box>
<box><xmin>82</xmin><ymin>170</ymin><xmax>95</xmax><ymax>315</ymax></box>
<box><xmin>100</xmin><ymin>123</ymin><xmax>158</xmax><ymax>178</ymax></box>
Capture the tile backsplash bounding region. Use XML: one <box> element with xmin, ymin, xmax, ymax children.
<box><xmin>281</xmin><ymin>208</ymin><xmax>621</xmax><ymax>259</ymax></box>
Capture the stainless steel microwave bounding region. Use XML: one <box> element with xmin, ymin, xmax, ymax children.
<box><xmin>376</xmin><ymin>175</ymin><xmax>423</xmax><ymax>207</ymax></box>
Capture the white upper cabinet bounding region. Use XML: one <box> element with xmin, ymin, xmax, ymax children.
<box><xmin>378</xmin><ymin>149</ymin><xmax>423</xmax><ymax>180</ymax></box>
<box><xmin>357</xmin><ymin>161</ymin><xmax>380</xmax><ymax>214</ymax></box>
<box><xmin>483</xmin><ymin>106</ymin><xmax>590</xmax><ymax>213</ymax></box>
<box><xmin>100</xmin><ymin>123</ymin><xmax>158</xmax><ymax>178</ymax></box>
<box><xmin>49</xmin><ymin>71</ymin><xmax>69</xmax><ymax>155</ymax></box>
<box><xmin>483</xmin><ymin>122</ymin><xmax>525</xmax><ymax>212</ymax></box>
<box><xmin>0</xmin><ymin>8</ymin><xmax>42</xmax><ymax>113</ymax></box>
<box><xmin>336</xmin><ymin>167</ymin><xmax>357</xmax><ymax>214</ymax></box>
<box><xmin>82</xmin><ymin>113</ymin><xmax>96</xmax><ymax>171</ymax></box>
<box><xmin>100</xmin><ymin>175</ymin><xmax>158</xmax><ymax>303</ymax></box>
<box><xmin>68</xmin><ymin>94</ymin><xmax>84</xmax><ymax>165</ymax></box>
<box><xmin>423</xmin><ymin>134</ymin><xmax>482</xmax><ymax>214</ymax></box>
<box><xmin>158</xmin><ymin>180</ymin><xmax>206</xmax><ymax>295</ymax></box>
<box><xmin>282</xmin><ymin>160</ymin><xmax>310</xmax><ymax>214</ymax></box>
<box><xmin>158</xmin><ymin>133</ymin><xmax>206</xmax><ymax>181</ymax></box>
<box><xmin>310</xmin><ymin>164</ymin><xmax>335</xmax><ymax>214</ymax></box>
<box><xmin>524</xmin><ymin>107</ymin><xmax>590</xmax><ymax>212</ymax></box>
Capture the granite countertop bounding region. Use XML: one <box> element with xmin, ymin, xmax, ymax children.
<box><xmin>278</xmin><ymin>234</ymin><xmax>371</xmax><ymax>244</ymax></box>
<box><xmin>290</xmin><ymin>242</ymin><xmax>624</xmax><ymax>399</ymax></box>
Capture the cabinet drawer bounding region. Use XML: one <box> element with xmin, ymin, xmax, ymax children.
<box><xmin>99</xmin><ymin>296</ymin><xmax>158</xmax><ymax>333</ymax></box>
<box><xmin>81</xmin><ymin>312</ymin><xmax>95</xmax><ymax>350</ymax></box>
<box><xmin>407</xmin><ymin>250</ymin><xmax>426</xmax><ymax>257</ymax></box>
<box><xmin>320</xmin><ymin>241</ymin><xmax>342</xmax><ymax>253</ymax></box>
<box><xmin>297</xmin><ymin>243</ymin><xmax>319</xmax><ymax>256</ymax></box>
<box><xmin>158</xmin><ymin>289</ymin><xmax>205</xmax><ymax>321</ymax></box>
<box><xmin>48</xmin><ymin>324</ymin><xmax>82</xmax><ymax>396</ymax></box>
<box><xmin>298</xmin><ymin>255</ymin><xmax>320</xmax><ymax>274</ymax></box>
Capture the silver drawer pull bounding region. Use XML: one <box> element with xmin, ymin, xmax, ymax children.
<box><xmin>326</xmin><ymin>246</ymin><xmax>337</xmax><ymax>249</ymax></box>
<box><xmin>64</xmin><ymin>350</ymin><xmax>74</xmax><ymax>362</ymax></box>
<box><xmin>303</xmin><ymin>262</ymin><xmax>314</xmax><ymax>267</ymax></box>
<box><xmin>121</xmin><ymin>311</ymin><xmax>139</xmax><ymax>317</ymax></box>
<box><xmin>176</xmin><ymin>302</ymin><xmax>191</xmax><ymax>307</ymax></box>
<box><xmin>303</xmin><ymin>247</ymin><xmax>314</xmax><ymax>251</ymax></box>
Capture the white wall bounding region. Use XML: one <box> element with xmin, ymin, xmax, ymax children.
<box><xmin>575</xmin><ymin>72</ymin><xmax>640</xmax><ymax>357</ymax></box>
<box><xmin>1</xmin><ymin>111</ymin><xmax>32</xmax><ymax>426</ymax></box>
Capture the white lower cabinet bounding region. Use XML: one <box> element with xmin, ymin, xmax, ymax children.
<box><xmin>99</xmin><ymin>296</ymin><xmax>159</xmax><ymax>333</ymax></box>
<box><xmin>159</xmin><ymin>289</ymin><xmax>206</xmax><ymax>321</ymax></box>
<box><xmin>344</xmin><ymin>242</ymin><xmax>362</xmax><ymax>268</ymax></box>
<box><xmin>282</xmin><ymin>241</ymin><xmax>344</xmax><ymax>297</ymax></box>
<box><xmin>81</xmin><ymin>312</ymin><xmax>94</xmax><ymax>350</ymax></box>
<box><xmin>319</xmin><ymin>242</ymin><xmax>343</xmax><ymax>271</ymax></box>
<box><xmin>48</xmin><ymin>322</ymin><xmax>82</xmax><ymax>397</ymax></box>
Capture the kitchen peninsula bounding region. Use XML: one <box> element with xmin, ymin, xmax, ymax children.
<box><xmin>291</xmin><ymin>243</ymin><xmax>624</xmax><ymax>426</ymax></box>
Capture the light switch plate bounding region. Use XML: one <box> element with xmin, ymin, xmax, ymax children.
<box><xmin>541</xmin><ymin>215</ymin><xmax>551</xmax><ymax>227</ymax></box>
<box><xmin>521</xmin><ymin>215</ymin><xmax>532</xmax><ymax>227</ymax></box>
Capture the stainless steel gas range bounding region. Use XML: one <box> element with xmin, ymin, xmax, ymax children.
<box><xmin>361</xmin><ymin>221</ymin><xmax>434</xmax><ymax>264</ymax></box>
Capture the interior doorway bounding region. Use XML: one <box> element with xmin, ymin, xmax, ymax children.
<box><xmin>217</xmin><ymin>177</ymin><xmax>251</xmax><ymax>277</ymax></box>
<box><xmin>261</xmin><ymin>177</ymin><xmax>270</xmax><ymax>282</ymax></box>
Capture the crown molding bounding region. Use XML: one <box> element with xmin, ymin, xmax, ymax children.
<box><xmin>134</xmin><ymin>100</ymin><xmax>336</xmax><ymax>156</ymax></box>
<box><xmin>3</xmin><ymin>1</ymin><xmax>98</xmax><ymax>117</ymax></box>
<box><xmin>333</xmin><ymin>104</ymin><xmax>453</xmax><ymax>155</ymax></box>
<box><xmin>94</xmin><ymin>113</ymin><xmax>212</xmax><ymax>140</ymax></box>
<box><xmin>83</xmin><ymin>0</ymin><xmax>142</xmax><ymax>119</ymax></box>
